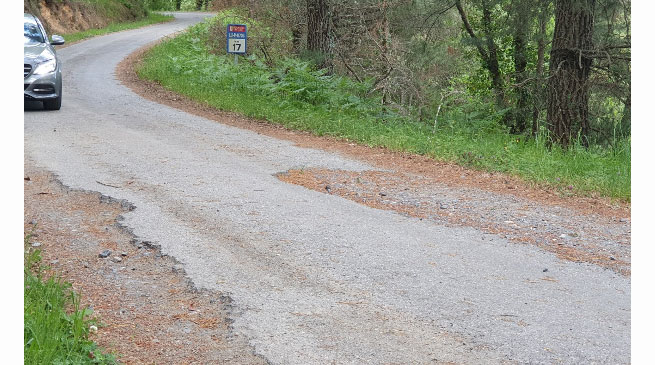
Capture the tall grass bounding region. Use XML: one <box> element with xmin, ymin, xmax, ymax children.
<box><xmin>24</xmin><ymin>236</ymin><xmax>115</xmax><ymax>364</ymax></box>
<box><xmin>137</xmin><ymin>18</ymin><xmax>631</xmax><ymax>200</ymax></box>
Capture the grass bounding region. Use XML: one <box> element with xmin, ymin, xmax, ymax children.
<box><xmin>62</xmin><ymin>12</ymin><xmax>173</xmax><ymax>44</ymax></box>
<box><xmin>24</xmin><ymin>235</ymin><xmax>116</xmax><ymax>364</ymax></box>
<box><xmin>137</xmin><ymin>17</ymin><xmax>631</xmax><ymax>201</ymax></box>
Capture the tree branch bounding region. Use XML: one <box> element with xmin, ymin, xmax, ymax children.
<box><xmin>454</xmin><ymin>0</ymin><xmax>489</xmax><ymax>63</ymax></box>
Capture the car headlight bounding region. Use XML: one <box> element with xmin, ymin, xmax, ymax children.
<box><xmin>33</xmin><ymin>58</ymin><xmax>57</xmax><ymax>75</ymax></box>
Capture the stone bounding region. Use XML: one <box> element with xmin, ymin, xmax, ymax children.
<box><xmin>121</xmin><ymin>252</ymin><xmax>128</xmax><ymax>257</ymax></box>
<box><xmin>172</xmin><ymin>264</ymin><xmax>184</xmax><ymax>273</ymax></box>
<box><xmin>112</xmin><ymin>256</ymin><xmax>122</xmax><ymax>263</ymax></box>
<box><xmin>99</xmin><ymin>250</ymin><xmax>111</xmax><ymax>258</ymax></box>
<box><xmin>31</xmin><ymin>242</ymin><xmax>42</xmax><ymax>248</ymax></box>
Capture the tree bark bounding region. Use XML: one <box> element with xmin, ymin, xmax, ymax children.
<box><xmin>307</xmin><ymin>0</ymin><xmax>332</xmax><ymax>69</ymax></box>
<box><xmin>176</xmin><ymin>0</ymin><xmax>182</xmax><ymax>10</ymax></box>
<box><xmin>546</xmin><ymin>0</ymin><xmax>595</xmax><ymax>148</ymax></box>
<box><xmin>512</xmin><ymin>1</ymin><xmax>530</xmax><ymax>134</ymax></box>
<box><xmin>531</xmin><ymin>0</ymin><xmax>550</xmax><ymax>137</ymax></box>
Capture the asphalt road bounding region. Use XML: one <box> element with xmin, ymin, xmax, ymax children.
<box><xmin>24</xmin><ymin>13</ymin><xmax>630</xmax><ymax>364</ymax></box>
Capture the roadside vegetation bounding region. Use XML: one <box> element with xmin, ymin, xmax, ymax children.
<box><xmin>146</xmin><ymin>0</ymin><xmax>211</xmax><ymax>11</ymax></box>
<box><xmin>138</xmin><ymin>9</ymin><xmax>630</xmax><ymax>200</ymax></box>
<box><xmin>62</xmin><ymin>12</ymin><xmax>173</xmax><ymax>44</ymax></box>
<box><xmin>24</xmin><ymin>0</ymin><xmax>172</xmax><ymax>43</ymax></box>
<box><xmin>24</xmin><ymin>235</ymin><xmax>115</xmax><ymax>364</ymax></box>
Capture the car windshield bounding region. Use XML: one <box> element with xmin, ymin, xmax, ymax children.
<box><xmin>24</xmin><ymin>20</ymin><xmax>44</xmax><ymax>44</ymax></box>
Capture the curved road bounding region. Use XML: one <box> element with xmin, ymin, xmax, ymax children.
<box><xmin>24</xmin><ymin>13</ymin><xmax>630</xmax><ymax>364</ymax></box>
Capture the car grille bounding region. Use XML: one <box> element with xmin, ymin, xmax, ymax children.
<box><xmin>24</xmin><ymin>64</ymin><xmax>32</xmax><ymax>78</ymax></box>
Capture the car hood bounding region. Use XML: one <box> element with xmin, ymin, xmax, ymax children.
<box><xmin>24</xmin><ymin>43</ymin><xmax>54</xmax><ymax>63</ymax></box>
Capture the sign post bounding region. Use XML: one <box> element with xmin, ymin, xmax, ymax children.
<box><xmin>226</xmin><ymin>24</ymin><xmax>247</xmax><ymax>65</ymax></box>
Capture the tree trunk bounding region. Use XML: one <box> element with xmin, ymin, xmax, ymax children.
<box><xmin>546</xmin><ymin>0</ymin><xmax>595</xmax><ymax>148</ymax></box>
<box><xmin>175</xmin><ymin>0</ymin><xmax>182</xmax><ymax>10</ymax></box>
<box><xmin>511</xmin><ymin>1</ymin><xmax>530</xmax><ymax>134</ymax></box>
<box><xmin>454</xmin><ymin>0</ymin><xmax>507</xmax><ymax>118</ymax></box>
<box><xmin>621</xmin><ymin>92</ymin><xmax>631</xmax><ymax>131</ymax></box>
<box><xmin>195</xmin><ymin>0</ymin><xmax>208</xmax><ymax>11</ymax></box>
<box><xmin>307</xmin><ymin>0</ymin><xmax>332</xmax><ymax>69</ymax></box>
<box><xmin>381</xmin><ymin>0</ymin><xmax>392</xmax><ymax>104</ymax></box>
<box><xmin>531</xmin><ymin>1</ymin><xmax>550</xmax><ymax>137</ymax></box>
<box><xmin>292</xmin><ymin>25</ymin><xmax>303</xmax><ymax>54</ymax></box>
<box><xmin>481</xmin><ymin>1</ymin><xmax>505</xmax><ymax>109</ymax></box>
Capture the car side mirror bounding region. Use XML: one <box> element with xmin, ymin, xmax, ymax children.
<box><xmin>50</xmin><ymin>35</ymin><xmax>65</xmax><ymax>46</ymax></box>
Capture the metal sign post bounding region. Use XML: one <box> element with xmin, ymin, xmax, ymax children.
<box><xmin>226</xmin><ymin>23</ymin><xmax>247</xmax><ymax>64</ymax></box>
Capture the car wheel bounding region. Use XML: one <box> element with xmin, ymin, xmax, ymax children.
<box><xmin>43</xmin><ymin>93</ymin><xmax>62</xmax><ymax>110</ymax></box>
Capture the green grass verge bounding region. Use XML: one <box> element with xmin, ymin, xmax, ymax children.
<box><xmin>24</xmin><ymin>236</ymin><xmax>116</xmax><ymax>364</ymax></box>
<box><xmin>137</xmin><ymin>18</ymin><xmax>631</xmax><ymax>201</ymax></box>
<box><xmin>62</xmin><ymin>12</ymin><xmax>173</xmax><ymax>44</ymax></box>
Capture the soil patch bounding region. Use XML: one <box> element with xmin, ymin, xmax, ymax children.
<box><xmin>24</xmin><ymin>160</ymin><xmax>266</xmax><ymax>364</ymax></box>
<box><xmin>277</xmin><ymin>168</ymin><xmax>630</xmax><ymax>275</ymax></box>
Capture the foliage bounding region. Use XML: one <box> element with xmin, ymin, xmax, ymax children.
<box><xmin>138</xmin><ymin>16</ymin><xmax>630</xmax><ymax>200</ymax></box>
<box><xmin>62</xmin><ymin>12</ymin><xmax>173</xmax><ymax>43</ymax></box>
<box><xmin>145</xmin><ymin>0</ymin><xmax>200</xmax><ymax>11</ymax></box>
<box><xmin>24</xmin><ymin>235</ymin><xmax>116</xmax><ymax>364</ymax></box>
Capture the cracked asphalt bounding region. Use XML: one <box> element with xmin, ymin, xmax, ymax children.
<box><xmin>24</xmin><ymin>12</ymin><xmax>630</xmax><ymax>364</ymax></box>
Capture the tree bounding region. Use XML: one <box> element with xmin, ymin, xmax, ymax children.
<box><xmin>510</xmin><ymin>0</ymin><xmax>533</xmax><ymax>134</ymax></box>
<box><xmin>195</xmin><ymin>0</ymin><xmax>209</xmax><ymax>10</ymax></box>
<box><xmin>176</xmin><ymin>0</ymin><xmax>182</xmax><ymax>10</ymax></box>
<box><xmin>455</xmin><ymin>0</ymin><xmax>506</xmax><ymax>110</ymax></box>
<box><xmin>546</xmin><ymin>0</ymin><xmax>595</xmax><ymax>147</ymax></box>
<box><xmin>531</xmin><ymin>0</ymin><xmax>551</xmax><ymax>137</ymax></box>
<box><xmin>306</xmin><ymin>0</ymin><xmax>332</xmax><ymax>69</ymax></box>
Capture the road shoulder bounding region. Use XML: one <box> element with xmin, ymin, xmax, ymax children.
<box><xmin>24</xmin><ymin>159</ymin><xmax>267</xmax><ymax>364</ymax></box>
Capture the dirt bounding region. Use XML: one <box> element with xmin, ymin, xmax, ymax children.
<box><xmin>277</xmin><ymin>168</ymin><xmax>631</xmax><ymax>275</ymax></box>
<box><xmin>24</xmin><ymin>160</ymin><xmax>267</xmax><ymax>364</ymax></box>
<box><xmin>117</xmin><ymin>42</ymin><xmax>631</xmax><ymax>276</ymax></box>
